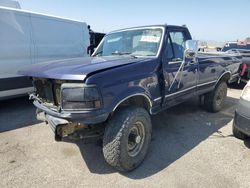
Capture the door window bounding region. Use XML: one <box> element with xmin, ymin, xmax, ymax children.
<box><xmin>166</xmin><ymin>37</ymin><xmax>174</xmax><ymax>59</ymax></box>
<box><xmin>167</xmin><ymin>31</ymin><xmax>186</xmax><ymax>61</ymax></box>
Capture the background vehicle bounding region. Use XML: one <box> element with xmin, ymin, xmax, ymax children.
<box><xmin>233</xmin><ymin>81</ymin><xmax>250</xmax><ymax>140</ymax></box>
<box><xmin>88</xmin><ymin>25</ymin><xmax>105</xmax><ymax>55</ymax></box>
<box><xmin>0</xmin><ymin>0</ymin><xmax>21</xmax><ymax>9</ymax></box>
<box><xmin>20</xmin><ymin>25</ymin><xmax>242</xmax><ymax>172</ymax></box>
<box><xmin>0</xmin><ymin>5</ymin><xmax>95</xmax><ymax>100</ymax></box>
<box><xmin>222</xmin><ymin>41</ymin><xmax>250</xmax><ymax>83</ymax></box>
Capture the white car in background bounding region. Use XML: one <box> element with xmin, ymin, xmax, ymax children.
<box><xmin>233</xmin><ymin>81</ymin><xmax>250</xmax><ymax>140</ymax></box>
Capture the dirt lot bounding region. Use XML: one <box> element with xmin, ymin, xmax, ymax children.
<box><xmin>0</xmin><ymin>87</ymin><xmax>249</xmax><ymax>188</ymax></box>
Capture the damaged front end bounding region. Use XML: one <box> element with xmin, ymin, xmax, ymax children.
<box><xmin>31</xmin><ymin>78</ymin><xmax>109</xmax><ymax>142</ymax></box>
<box><xmin>37</xmin><ymin>109</ymin><xmax>104</xmax><ymax>142</ymax></box>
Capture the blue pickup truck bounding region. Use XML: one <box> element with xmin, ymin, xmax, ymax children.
<box><xmin>20</xmin><ymin>25</ymin><xmax>241</xmax><ymax>171</ymax></box>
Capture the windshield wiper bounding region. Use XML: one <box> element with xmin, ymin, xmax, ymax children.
<box><xmin>111</xmin><ymin>52</ymin><xmax>137</xmax><ymax>58</ymax></box>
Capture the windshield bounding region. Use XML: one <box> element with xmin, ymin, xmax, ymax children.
<box><xmin>93</xmin><ymin>27</ymin><xmax>163</xmax><ymax>57</ymax></box>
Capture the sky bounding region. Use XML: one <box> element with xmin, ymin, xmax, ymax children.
<box><xmin>17</xmin><ymin>0</ymin><xmax>250</xmax><ymax>42</ymax></box>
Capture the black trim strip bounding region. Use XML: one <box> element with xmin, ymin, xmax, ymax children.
<box><xmin>0</xmin><ymin>76</ymin><xmax>32</xmax><ymax>91</ymax></box>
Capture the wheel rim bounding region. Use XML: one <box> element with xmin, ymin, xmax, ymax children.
<box><xmin>127</xmin><ymin>121</ymin><xmax>145</xmax><ymax>157</ymax></box>
<box><xmin>215</xmin><ymin>86</ymin><xmax>226</xmax><ymax>106</ymax></box>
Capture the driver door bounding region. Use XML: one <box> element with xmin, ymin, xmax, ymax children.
<box><xmin>163</xmin><ymin>30</ymin><xmax>198</xmax><ymax>107</ymax></box>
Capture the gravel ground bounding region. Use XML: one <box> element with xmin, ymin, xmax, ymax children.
<box><xmin>0</xmin><ymin>87</ymin><xmax>249</xmax><ymax>188</ymax></box>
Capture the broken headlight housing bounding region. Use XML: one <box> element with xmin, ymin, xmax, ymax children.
<box><xmin>61</xmin><ymin>83</ymin><xmax>102</xmax><ymax>110</ymax></box>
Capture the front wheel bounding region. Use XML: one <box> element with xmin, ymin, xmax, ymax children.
<box><xmin>103</xmin><ymin>107</ymin><xmax>152</xmax><ymax>172</ymax></box>
<box><xmin>204</xmin><ymin>81</ymin><xmax>227</xmax><ymax>112</ymax></box>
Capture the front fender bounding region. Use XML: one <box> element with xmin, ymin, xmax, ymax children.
<box><xmin>108</xmin><ymin>87</ymin><xmax>153</xmax><ymax>113</ymax></box>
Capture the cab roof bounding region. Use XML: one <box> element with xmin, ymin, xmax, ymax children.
<box><xmin>108</xmin><ymin>24</ymin><xmax>188</xmax><ymax>34</ymax></box>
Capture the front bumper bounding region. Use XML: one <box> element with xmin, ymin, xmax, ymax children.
<box><xmin>234</xmin><ymin>99</ymin><xmax>250</xmax><ymax>136</ymax></box>
<box><xmin>34</xmin><ymin>100</ymin><xmax>109</xmax><ymax>130</ymax></box>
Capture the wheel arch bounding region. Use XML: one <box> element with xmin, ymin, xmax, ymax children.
<box><xmin>216</xmin><ymin>71</ymin><xmax>231</xmax><ymax>85</ymax></box>
<box><xmin>112</xmin><ymin>93</ymin><xmax>153</xmax><ymax>114</ymax></box>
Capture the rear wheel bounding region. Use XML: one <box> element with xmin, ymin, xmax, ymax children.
<box><xmin>204</xmin><ymin>81</ymin><xmax>227</xmax><ymax>112</ymax></box>
<box><xmin>103</xmin><ymin>107</ymin><xmax>152</xmax><ymax>172</ymax></box>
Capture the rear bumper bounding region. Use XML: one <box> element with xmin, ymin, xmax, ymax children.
<box><xmin>234</xmin><ymin>99</ymin><xmax>250</xmax><ymax>136</ymax></box>
<box><xmin>34</xmin><ymin>100</ymin><xmax>109</xmax><ymax>128</ymax></box>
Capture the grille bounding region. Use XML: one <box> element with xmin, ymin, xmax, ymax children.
<box><xmin>33</xmin><ymin>79</ymin><xmax>62</xmax><ymax>106</ymax></box>
<box><xmin>53</xmin><ymin>83</ymin><xmax>62</xmax><ymax>105</ymax></box>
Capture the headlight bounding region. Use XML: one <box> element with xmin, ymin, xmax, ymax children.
<box><xmin>61</xmin><ymin>83</ymin><xmax>102</xmax><ymax>110</ymax></box>
<box><xmin>241</xmin><ymin>84</ymin><xmax>250</xmax><ymax>101</ymax></box>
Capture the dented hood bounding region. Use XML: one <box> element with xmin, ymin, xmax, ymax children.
<box><xmin>19</xmin><ymin>56</ymin><xmax>150</xmax><ymax>81</ymax></box>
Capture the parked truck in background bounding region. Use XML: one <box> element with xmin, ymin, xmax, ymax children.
<box><xmin>20</xmin><ymin>25</ymin><xmax>241</xmax><ymax>172</ymax></box>
<box><xmin>0</xmin><ymin>5</ymin><xmax>104</xmax><ymax>100</ymax></box>
<box><xmin>222</xmin><ymin>41</ymin><xmax>250</xmax><ymax>83</ymax></box>
<box><xmin>88</xmin><ymin>26</ymin><xmax>105</xmax><ymax>55</ymax></box>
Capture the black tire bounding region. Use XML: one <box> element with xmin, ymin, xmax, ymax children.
<box><xmin>233</xmin><ymin>121</ymin><xmax>248</xmax><ymax>140</ymax></box>
<box><xmin>103</xmin><ymin>106</ymin><xmax>152</xmax><ymax>172</ymax></box>
<box><xmin>204</xmin><ymin>81</ymin><xmax>227</xmax><ymax>112</ymax></box>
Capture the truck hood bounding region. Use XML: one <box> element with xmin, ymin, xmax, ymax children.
<box><xmin>19</xmin><ymin>56</ymin><xmax>153</xmax><ymax>81</ymax></box>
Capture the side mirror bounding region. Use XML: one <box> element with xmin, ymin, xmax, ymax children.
<box><xmin>184</xmin><ymin>40</ymin><xmax>199</xmax><ymax>58</ymax></box>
